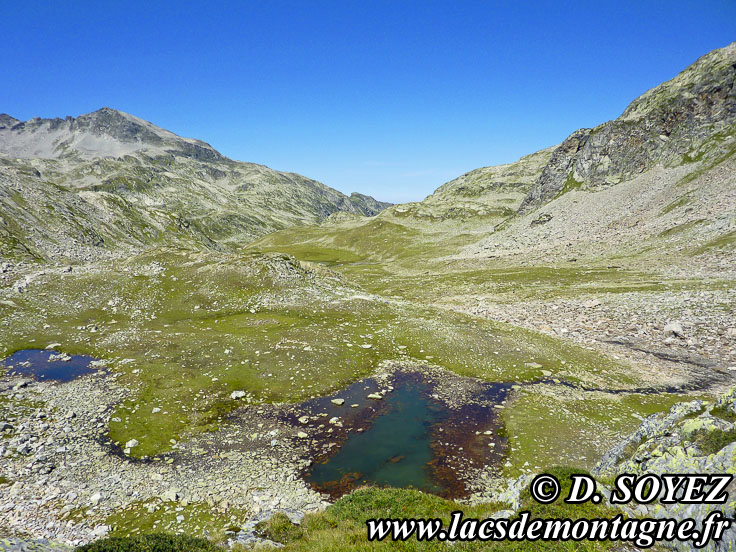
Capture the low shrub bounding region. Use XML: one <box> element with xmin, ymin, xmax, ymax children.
<box><xmin>75</xmin><ymin>533</ymin><xmax>220</xmax><ymax>552</ymax></box>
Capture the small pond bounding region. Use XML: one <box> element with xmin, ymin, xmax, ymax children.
<box><xmin>0</xmin><ymin>349</ymin><xmax>98</xmax><ymax>382</ymax></box>
<box><xmin>293</xmin><ymin>372</ymin><xmax>511</xmax><ymax>499</ymax></box>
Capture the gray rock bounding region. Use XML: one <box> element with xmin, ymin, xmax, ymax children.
<box><xmin>664</xmin><ymin>321</ymin><xmax>685</xmax><ymax>337</ymax></box>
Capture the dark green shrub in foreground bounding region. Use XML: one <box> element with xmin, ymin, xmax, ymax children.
<box><xmin>75</xmin><ymin>533</ymin><xmax>220</xmax><ymax>552</ymax></box>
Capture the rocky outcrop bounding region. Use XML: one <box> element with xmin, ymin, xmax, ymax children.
<box><xmin>593</xmin><ymin>387</ymin><xmax>736</xmax><ymax>551</ymax></box>
<box><xmin>0</xmin><ymin>537</ymin><xmax>72</xmax><ymax>551</ymax></box>
<box><xmin>520</xmin><ymin>41</ymin><xmax>736</xmax><ymax>210</ymax></box>
<box><xmin>395</xmin><ymin>146</ymin><xmax>554</xmax><ymax>222</ymax></box>
<box><xmin>0</xmin><ymin>116</ymin><xmax>20</xmax><ymax>131</ymax></box>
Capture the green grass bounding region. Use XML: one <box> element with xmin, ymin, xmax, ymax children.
<box><xmin>693</xmin><ymin>428</ymin><xmax>736</xmax><ymax>455</ymax></box>
<box><xmin>558</xmin><ymin>172</ymin><xmax>584</xmax><ymax>197</ymax></box>
<box><xmin>710</xmin><ymin>404</ymin><xmax>736</xmax><ymax>423</ymax></box>
<box><xmin>257</xmin><ymin>470</ymin><xmax>620</xmax><ymax>551</ymax></box>
<box><xmin>104</xmin><ymin>499</ymin><xmax>249</xmax><ymax>539</ymax></box>
<box><xmin>659</xmin><ymin>194</ymin><xmax>692</xmax><ymax>215</ymax></box>
<box><xmin>503</xmin><ymin>391</ymin><xmax>698</xmax><ymax>476</ymax></box>
<box><xmin>78</xmin><ymin>477</ymin><xmax>635</xmax><ymax>551</ymax></box>
<box><xmin>692</xmin><ymin>230</ymin><xmax>736</xmax><ymax>255</ymax></box>
<box><xmin>249</xmin><ymin>216</ymin><xmax>482</xmax><ymax>271</ymax></box>
<box><xmin>657</xmin><ymin>219</ymin><xmax>706</xmax><ymax>238</ymax></box>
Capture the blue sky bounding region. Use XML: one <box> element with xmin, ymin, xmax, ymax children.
<box><xmin>2</xmin><ymin>1</ymin><xmax>735</xmax><ymax>203</ymax></box>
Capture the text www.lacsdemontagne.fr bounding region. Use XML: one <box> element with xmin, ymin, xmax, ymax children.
<box><xmin>366</xmin><ymin>511</ymin><xmax>731</xmax><ymax>548</ymax></box>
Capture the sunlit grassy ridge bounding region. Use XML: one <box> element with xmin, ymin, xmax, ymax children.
<box><xmin>247</xmin><ymin>212</ymin><xmax>730</xmax><ymax>306</ymax></box>
<box><xmin>85</xmin><ymin>470</ymin><xmax>639</xmax><ymax>551</ymax></box>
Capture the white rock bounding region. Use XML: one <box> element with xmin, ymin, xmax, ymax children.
<box><xmin>91</xmin><ymin>525</ymin><xmax>110</xmax><ymax>537</ymax></box>
<box><xmin>664</xmin><ymin>321</ymin><xmax>684</xmax><ymax>337</ymax></box>
<box><xmin>125</xmin><ymin>439</ymin><xmax>139</xmax><ymax>449</ymax></box>
<box><xmin>297</xmin><ymin>432</ymin><xmax>308</xmax><ymax>438</ymax></box>
<box><xmin>367</xmin><ymin>393</ymin><xmax>383</xmax><ymax>400</ymax></box>
<box><xmin>230</xmin><ymin>390</ymin><xmax>246</xmax><ymax>400</ymax></box>
<box><xmin>89</xmin><ymin>492</ymin><xmax>103</xmax><ymax>505</ymax></box>
<box><xmin>162</xmin><ymin>488</ymin><xmax>179</xmax><ymax>502</ymax></box>
<box><xmin>331</xmin><ymin>398</ymin><xmax>345</xmax><ymax>406</ymax></box>
<box><xmin>152</xmin><ymin>407</ymin><xmax>161</xmax><ymax>414</ymax></box>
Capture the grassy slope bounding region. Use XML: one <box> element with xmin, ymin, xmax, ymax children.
<box><xmin>256</xmin><ymin>468</ymin><xmax>629</xmax><ymax>551</ymax></box>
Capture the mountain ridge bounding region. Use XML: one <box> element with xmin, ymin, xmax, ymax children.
<box><xmin>0</xmin><ymin>108</ymin><xmax>391</xmax><ymax>261</ymax></box>
<box><xmin>520</xmin><ymin>40</ymin><xmax>736</xmax><ymax>210</ymax></box>
<box><xmin>398</xmin><ymin>41</ymin><xmax>736</xmax><ymax>220</ymax></box>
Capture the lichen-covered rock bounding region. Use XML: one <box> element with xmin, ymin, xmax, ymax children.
<box><xmin>594</xmin><ymin>387</ymin><xmax>736</xmax><ymax>551</ymax></box>
<box><xmin>493</xmin><ymin>473</ymin><xmax>535</xmax><ymax>510</ymax></box>
<box><xmin>715</xmin><ymin>388</ymin><xmax>736</xmax><ymax>418</ymax></box>
<box><xmin>0</xmin><ymin>538</ymin><xmax>72</xmax><ymax>551</ymax></box>
<box><xmin>593</xmin><ymin>398</ymin><xmax>708</xmax><ymax>476</ymax></box>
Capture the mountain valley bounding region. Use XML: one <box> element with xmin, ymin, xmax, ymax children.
<box><xmin>1</xmin><ymin>42</ymin><xmax>736</xmax><ymax>552</ymax></box>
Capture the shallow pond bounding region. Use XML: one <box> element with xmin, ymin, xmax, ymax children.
<box><xmin>0</xmin><ymin>349</ymin><xmax>98</xmax><ymax>382</ymax></box>
<box><xmin>295</xmin><ymin>372</ymin><xmax>510</xmax><ymax>498</ymax></box>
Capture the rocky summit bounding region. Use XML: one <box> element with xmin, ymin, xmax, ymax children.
<box><xmin>0</xmin><ymin>108</ymin><xmax>391</xmax><ymax>261</ymax></box>
<box><xmin>1</xmin><ymin>42</ymin><xmax>735</xmax><ymax>552</ymax></box>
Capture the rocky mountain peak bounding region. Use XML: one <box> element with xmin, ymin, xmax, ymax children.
<box><xmin>520</xmin><ymin>41</ymin><xmax>736</xmax><ymax>211</ymax></box>
<box><xmin>72</xmin><ymin>107</ymin><xmax>166</xmax><ymax>145</ymax></box>
<box><xmin>621</xmin><ymin>41</ymin><xmax>736</xmax><ymax>123</ymax></box>
<box><xmin>0</xmin><ymin>107</ymin><xmax>224</xmax><ymax>162</ymax></box>
<box><xmin>0</xmin><ymin>114</ymin><xmax>20</xmax><ymax>129</ymax></box>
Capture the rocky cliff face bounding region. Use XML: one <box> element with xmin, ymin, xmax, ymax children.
<box><xmin>520</xmin><ymin>41</ymin><xmax>736</xmax><ymax>210</ymax></box>
<box><xmin>0</xmin><ymin>109</ymin><xmax>390</xmax><ymax>261</ymax></box>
